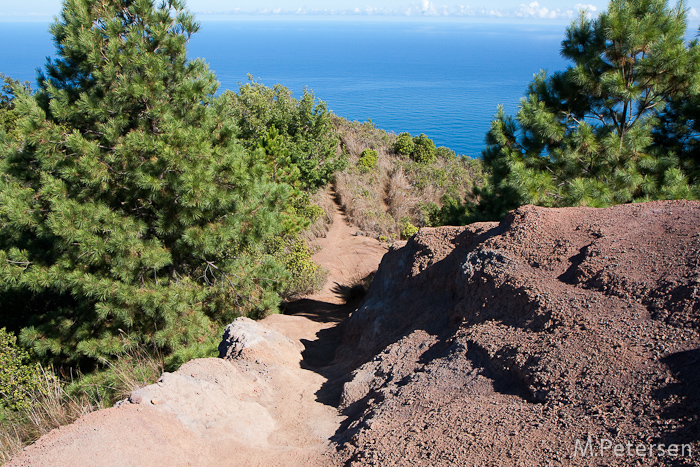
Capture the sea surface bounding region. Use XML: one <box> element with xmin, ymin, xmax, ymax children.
<box><xmin>0</xmin><ymin>19</ymin><xmax>570</xmax><ymax>157</ymax></box>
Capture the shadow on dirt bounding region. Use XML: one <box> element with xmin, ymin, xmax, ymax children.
<box><xmin>657</xmin><ymin>347</ymin><xmax>700</xmax><ymax>461</ymax></box>
<box><xmin>280</xmin><ymin>296</ymin><xmax>360</xmax><ymax>407</ymax></box>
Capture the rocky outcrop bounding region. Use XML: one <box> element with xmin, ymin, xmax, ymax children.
<box><xmin>128</xmin><ymin>317</ymin><xmax>304</xmax><ymax>445</ymax></box>
<box><xmin>127</xmin><ymin>317</ymin><xmax>339</xmax><ymax>453</ymax></box>
<box><xmin>333</xmin><ymin>201</ymin><xmax>700</xmax><ymax>466</ymax></box>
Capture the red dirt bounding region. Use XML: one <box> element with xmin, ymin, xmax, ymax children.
<box><xmin>7</xmin><ymin>199</ymin><xmax>700</xmax><ymax>467</ymax></box>
<box><xmin>332</xmin><ymin>200</ymin><xmax>700</xmax><ymax>466</ymax></box>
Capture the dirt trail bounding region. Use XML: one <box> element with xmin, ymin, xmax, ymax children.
<box><xmin>7</xmin><ymin>194</ymin><xmax>388</xmax><ymax>467</ymax></box>
<box><xmin>310</xmin><ymin>198</ymin><xmax>388</xmax><ymax>305</ymax></box>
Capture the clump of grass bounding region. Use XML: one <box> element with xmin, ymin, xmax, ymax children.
<box><xmin>99</xmin><ymin>348</ymin><xmax>165</xmax><ymax>402</ymax></box>
<box><xmin>0</xmin><ymin>365</ymin><xmax>100</xmax><ymax>463</ymax></box>
<box><xmin>0</xmin><ymin>330</ymin><xmax>167</xmax><ymax>464</ymax></box>
<box><xmin>331</xmin><ymin>271</ymin><xmax>376</xmax><ymax>304</ymax></box>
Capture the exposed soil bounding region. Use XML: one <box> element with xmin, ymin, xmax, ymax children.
<box><xmin>7</xmin><ymin>199</ymin><xmax>700</xmax><ymax>467</ymax></box>
<box><xmin>331</xmin><ymin>200</ymin><xmax>700</xmax><ymax>466</ymax></box>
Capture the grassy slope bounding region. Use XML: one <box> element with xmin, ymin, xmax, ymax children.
<box><xmin>332</xmin><ymin>117</ymin><xmax>484</xmax><ymax>240</ymax></box>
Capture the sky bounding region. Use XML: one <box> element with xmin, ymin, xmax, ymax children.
<box><xmin>1</xmin><ymin>0</ymin><xmax>699</xmax><ymax>22</ymax></box>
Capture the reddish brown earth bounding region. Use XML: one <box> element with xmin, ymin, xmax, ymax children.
<box><xmin>7</xmin><ymin>200</ymin><xmax>700</xmax><ymax>466</ymax></box>
<box><xmin>331</xmin><ymin>200</ymin><xmax>700</xmax><ymax>466</ymax></box>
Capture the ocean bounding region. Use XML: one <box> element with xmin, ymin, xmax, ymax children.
<box><xmin>0</xmin><ymin>19</ymin><xmax>569</xmax><ymax>157</ymax></box>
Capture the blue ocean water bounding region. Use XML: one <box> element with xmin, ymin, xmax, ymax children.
<box><xmin>0</xmin><ymin>19</ymin><xmax>569</xmax><ymax>157</ymax></box>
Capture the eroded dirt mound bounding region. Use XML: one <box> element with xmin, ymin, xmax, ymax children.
<box><xmin>332</xmin><ymin>200</ymin><xmax>700</xmax><ymax>466</ymax></box>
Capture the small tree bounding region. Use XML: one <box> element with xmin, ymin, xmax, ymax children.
<box><xmin>0</xmin><ymin>0</ymin><xmax>296</xmax><ymax>369</ymax></box>
<box><xmin>469</xmin><ymin>0</ymin><xmax>700</xmax><ymax>221</ymax></box>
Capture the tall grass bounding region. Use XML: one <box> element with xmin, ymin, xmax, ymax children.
<box><xmin>0</xmin><ymin>365</ymin><xmax>100</xmax><ymax>463</ymax></box>
<box><xmin>0</xmin><ymin>348</ymin><xmax>165</xmax><ymax>464</ymax></box>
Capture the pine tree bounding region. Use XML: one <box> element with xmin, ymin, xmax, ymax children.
<box><xmin>0</xmin><ymin>0</ymin><xmax>297</xmax><ymax>369</ymax></box>
<box><xmin>467</xmin><ymin>0</ymin><xmax>700</xmax><ymax>221</ymax></box>
<box><xmin>0</xmin><ymin>74</ymin><xmax>29</xmax><ymax>144</ymax></box>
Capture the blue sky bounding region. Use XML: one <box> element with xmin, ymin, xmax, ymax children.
<box><xmin>2</xmin><ymin>0</ymin><xmax>699</xmax><ymax>21</ymax></box>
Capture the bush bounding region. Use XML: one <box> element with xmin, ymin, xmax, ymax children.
<box><xmin>411</xmin><ymin>133</ymin><xmax>437</xmax><ymax>164</ymax></box>
<box><xmin>279</xmin><ymin>238</ymin><xmax>328</xmax><ymax>298</ymax></box>
<box><xmin>0</xmin><ymin>328</ymin><xmax>44</xmax><ymax>412</ymax></box>
<box><xmin>222</xmin><ymin>79</ymin><xmax>346</xmax><ymax>189</ymax></box>
<box><xmin>357</xmin><ymin>149</ymin><xmax>378</xmax><ymax>172</ymax></box>
<box><xmin>399</xmin><ymin>218</ymin><xmax>419</xmax><ymax>239</ymax></box>
<box><xmin>435</xmin><ymin>146</ymin><xmax>456</xmax><ymax>160</ymax></box>
<box><xmin>393</xmin><ymin>132</ymin><xmax>414</xmax><ymax>156</ymax></box>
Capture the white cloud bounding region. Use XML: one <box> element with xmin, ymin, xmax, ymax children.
<box><xmin>420</xmin><ymin>0</ymin><xmax>439</xmax><ymax>15</ymax></box>
<box><xmin>689</xmin><ymin>7</ymin><xmax>699</xmax><ymax>18</ymax></box>
<box><xmin>511</xmin><ymin>1</ymin><xmax>592</xmax><ymax>20</ymax></box>
<box><xmin>192</xmin><ymin>2</ymin><xmax>605</xmax><ymax>20</ymax></box>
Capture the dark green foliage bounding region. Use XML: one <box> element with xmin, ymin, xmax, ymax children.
<box><xmin>220</xmin><ymin>79</ymin><xmax>346</xmax><ymax>189</ymax></box>
<box><xmin>425</xmin><ymin>194</ymin><xmax>472</xmax><ymax>227</ymax></box>
<box><xmin>654</xmin><ymin>91</ymin><xmax>700</xmax><ymax>184</ymax></box>
<box><xmin>393</xmin><ymin>132</ymin><xmax>414</xmax><ymax>155</ymax></box>
<box><xmin>0</xmin><ymin>328</ymin><xmax>45</xmax><ymax>411</ymax></box>
<box><xmin>461</xmin><ymin>0</ymin><xmax>700</xmax><ymax>222</ymax></box>
<box><xmin>0</xmin><ymin>0</ymin><xmax>299</xmax><ymax>370</ymax></box>
<box><xmin>357</xmin><ymin>149</ymin><xmax>378</xmax><ymax>172</ymax></box>
<box><xmin>411</xmin><ymin>133</ymin><xmax>436</xmax><ymax>164</ymax></box>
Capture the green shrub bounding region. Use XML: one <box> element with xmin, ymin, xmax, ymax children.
<box><xmin>300</xmin><ymin>204</ymin><xmax>325</xmax><ymax>223</ymax></box>
<box><xmin>0</xmin><ymin>329</ymin><xmax>44</xmax><ymax>411</ymax></box>
<box><xmin>273</xmin><ymin>237</ymin><xmax>328</xmax><ymax>298</ymax></box>
<box><xmin>435</xmin><ymin>146</ymin><xmax>456</xmax><ymax>160</ymax></box>
<box><xmin>393</xmin><ymin>132</ymin><xmax>414</xmax><ymax>156</ymax></box>
<box><xmin>400</xmin><ymin>218</ymin><xmax>419</xmax><ymax>239</ymax></box>
<box><xmin>412</xmin><ymin>134</ymin><xmax>437</xmax><ymax>164</ymax></box>
<box><xmin>222</xmin><ymin>80</ymin><xmax>346</xmax><ymax>189</ymax></box>
<box><xmin>357</xmin><ymin>149</ymin><xmax>378</xmax><ymax>173</ymax></box>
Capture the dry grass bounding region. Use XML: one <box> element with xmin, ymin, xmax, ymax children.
<box><xmin>101</xmin><ymin>348</ymin><xmax>165</xmax><ymax>402</ymax></box>
<box><xmin>0</xmin><ymin>427</ymin><xmax>22</xmax><ymax>464</ymax></box>
<box><xmin>0</xmin><ymin>349</ymin><xmax>165</xmax><ymax>464</ymax></box>
<box><xmin>304</xmin><ymin>185</ymin><xmax>336</xmax><ymax>242</ymax></box>
<box><xmin>332</xmin><ymin>116</ymin><xmax>483</xmax><ymax>239</ymax></box>
<box><xmin>0</xmin><ymin>366</ymin><xmax>101</xmax><ymax>463</ymax></box>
